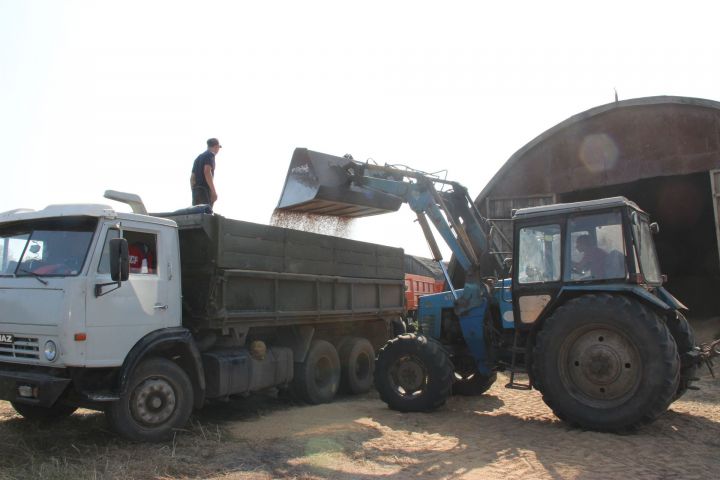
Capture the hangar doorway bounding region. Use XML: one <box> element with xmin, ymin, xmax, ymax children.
<box><xmin>560</xmin><ymin>172</ymin><xmax>720</xmax><ymax>316</ymax></box>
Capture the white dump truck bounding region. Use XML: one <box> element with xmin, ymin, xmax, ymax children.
<box><xmin>0</xmin><ymin>192</ymin><xmax>405</xmax><ymax>441</ymax></box>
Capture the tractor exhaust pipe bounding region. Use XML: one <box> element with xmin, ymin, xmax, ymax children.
<box><xmin>276</xmin><ymin>148</ymin><xmax>403</xmax><ymax>218</ymax></box>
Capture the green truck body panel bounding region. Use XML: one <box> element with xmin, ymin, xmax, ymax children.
<box><xmin>164</xmin><ymin>213</ymin><xmax>406</xmax><ymax>330</ymax></box>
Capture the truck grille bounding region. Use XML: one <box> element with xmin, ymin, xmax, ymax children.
<box><xmin>0</xmin><ymin>336</ymin><xmax>40</xmax><ymax>360</ymax></box>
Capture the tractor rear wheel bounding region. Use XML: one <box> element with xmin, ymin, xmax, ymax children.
<box><xmin>374</xmin><ymin>334</ymin><xmax>453</xmax><ymax>412</ymax></box>
<box><xmin>666</xmin><ymin>311</ymin><xmax>699</xmax><ymax>400</ymax></box>
<box><xmin>533</xmin><ymin>294</ymin><xmax>679</xmax><ymax>431</ymax></box>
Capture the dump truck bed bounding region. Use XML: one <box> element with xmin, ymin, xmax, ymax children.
<box><xmin>162</xmin><ymin>212</ymin><xmax>405</xmax><ymax>330</ymax></box>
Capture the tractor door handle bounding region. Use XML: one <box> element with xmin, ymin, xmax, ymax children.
<box><xmin>154</xmin><ymin>303</ymin><xmax>168</xmax><ymax>310</ymax></box>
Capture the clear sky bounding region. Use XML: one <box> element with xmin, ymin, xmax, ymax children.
<box><xmin>1</xmin><ymin>0</ymin><xmax>719</xmax><ymax>258</ymax></box>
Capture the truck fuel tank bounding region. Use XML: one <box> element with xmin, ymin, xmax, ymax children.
<box><xmin>276</xmin><ymin>148</ymin><xmax>403</xmax><ymax>218</ymax></box>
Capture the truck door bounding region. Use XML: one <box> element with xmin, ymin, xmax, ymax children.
<box><xmin>84</xmin><ymin>222</ymin><xmax>170</xmax><ymax>366</ymax></box>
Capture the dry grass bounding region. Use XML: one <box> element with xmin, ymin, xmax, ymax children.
<box><xmin>0</xmin><ymin>393</ymin><xmax>298</xmax><ymax>480</ymax></box>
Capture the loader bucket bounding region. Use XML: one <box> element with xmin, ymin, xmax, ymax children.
<box><xmin>276</xmin><ymin>148</ymin><xmax>403</xmax><ymax>217</ymax></box>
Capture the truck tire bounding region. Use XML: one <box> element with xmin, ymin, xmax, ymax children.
<box><xmin>451</xmin><ymin>355</ymin><xmax>497</xmax><ymax>396</ymax></box>
<box><xmin>106</xmin><ymin>357</ymin><xmax>193</xmax><ymax>442</ymax></box>
<box><xmin>292</xmin><ymin>340</ymin><xmax>340</xmax><ymax>404</ymax></box>
<box><xmin>533</xmin><ymin>294</ymin><xmax>679</xmax><ymax>432</ymax></box>
<box><xmin>374</xmin><ymin>334</ymin><xmax>453</xmax><ymax>412</ymax></box>
<box><xmin>11</xmin><ymin>401</ymin><xmax>77</xmax><ymax>421</ymax></box>
<box><xmin>666</xmin><ymin>311</ymin><xmax>699</xmax><ymax>400</ymax></box>
<box><xmin>339</xmin><ymin>337</ymin><xmax>375</xmax><ymax>394</ymax></box>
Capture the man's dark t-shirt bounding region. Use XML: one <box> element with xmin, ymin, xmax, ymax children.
<box><xmin>192</xmin><ymin>150</ymin><xmax>215</xmax><ymax>189</ymax></box>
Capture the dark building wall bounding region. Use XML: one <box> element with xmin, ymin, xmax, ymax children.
<box><xmin>560</xmin><ymin>173</ymin><xmax>720</xmax><ymax>315</ymax></box>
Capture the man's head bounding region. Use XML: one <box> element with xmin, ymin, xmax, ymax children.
<box><xmin>576</xmin><ymin>234</ymin><xmax>595</xmax><ymax>253</ymax></box>
<box><xmin>207</xmin><ymin>138</ymin><xmax>222</xmax><ymax>154</ymax></box>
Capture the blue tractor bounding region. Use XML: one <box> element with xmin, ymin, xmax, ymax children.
<box><xmin>278</xmin><ymin>148</ymin><xmax>710</xmax><ymax>431</ymax></box>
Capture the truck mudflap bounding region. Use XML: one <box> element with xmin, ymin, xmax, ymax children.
<box><xmin>0</xmin><ymin>367</ymin><xmax>71</xmax><ymax>407</ymax></box>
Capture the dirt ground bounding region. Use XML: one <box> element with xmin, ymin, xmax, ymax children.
<box><xmin>1</xmin><ymin>320</ymin><xmax>718</xmax><ymax>480</ymax></box>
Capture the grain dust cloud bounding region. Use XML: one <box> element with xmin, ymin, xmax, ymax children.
<box><xmin>270</xmin><ymin>210</ymin><xmax>355</xmax><ymax>238</ymax></box>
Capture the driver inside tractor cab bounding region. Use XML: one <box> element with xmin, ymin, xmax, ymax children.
<box><xmin>572</xmin><ymin>234</ymin><xmax>607</xmax><ymax>278</ymax></box>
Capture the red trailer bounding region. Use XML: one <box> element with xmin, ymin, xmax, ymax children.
<box><xmin>404</xmin><ymin>273</ymin><xmax>444</xmax><ymax>319</ymax></box>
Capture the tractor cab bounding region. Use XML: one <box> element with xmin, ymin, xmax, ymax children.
<box><xmin>510</xmin><ymin>196</ymin><xmax>670</xmax><ymax>327</ymax></box>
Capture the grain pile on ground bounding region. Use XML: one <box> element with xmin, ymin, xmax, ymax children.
<box><xmin>1</xmin><ymin>366</ymin><xmax>718</xmax><ymax>480</ymax></box>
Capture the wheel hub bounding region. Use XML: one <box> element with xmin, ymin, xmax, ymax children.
<box><xmin>582</xmin><ymin>345</ymin><xmax>622</xmax><ymax>383</ymax></box>
<box><xmin>131</xmin><ymin>378</ymin><xmax>177</xmax><ymax>426</ymax></box>
<box><xmin>562</xmin><ymin>327</ymin><xmax>641</xmax><ymax>405</ymax></box>
<box><xmin>390</xmin><ymin>355</ymin><xmax>426</xmax><ymax>396</ymax></box>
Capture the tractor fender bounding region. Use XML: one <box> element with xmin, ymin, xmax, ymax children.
<box><xmin>530</xmin><ymin>285</ymin><xmax>677</xmax><ymax>346</ymax></box>
<box><xmin>560</xmin><ymin>285</ymin><xmax>674</xmax><ymax>311</ymax></box>
<box><xmin>117</xmin><ymin>327</ymin><xmax>206</xmax><ymax>409</ymax></box>
<box><xmin>655</xmin><ymin>286</ymin><xmax>688</xmax><ymax>311</ymax></box>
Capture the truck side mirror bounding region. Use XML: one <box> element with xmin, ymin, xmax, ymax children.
<box><xmin>650</xmin><ymin>222</ymin><xmax>660</xmax><ymax>234</ymax></box>
<box><xmin>109</xmin><ymin>238</ymin><xmax>129</xmax><ymax>282</ymax></box>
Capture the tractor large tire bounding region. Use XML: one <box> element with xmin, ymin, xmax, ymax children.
<box><xmin>339</xmin><ymin>337</ymin><xmax>375</xmax><ymax>394</ymax></box>
<box><xmin>11</xmin><ymin>401</ymin><xmax>77</xmax><ymax>421</ymax></box>
<box><xmin>532</xmin><ymin>294</ymin><xmax>679</xmax><ymax>432</ymax></box>
<box><xmin>666</xmin><ymin>311</ymin><xmax>699</xmax><ymax>400</ymax></box>
<box><xmin>451</xmin><ymin>355</ymin><xmax>497</xmax><ymax>396</ymax></box>
<box><xmin>292</xmin><ymin>339</ymin><xmax>341</xmax><ymax>404</ymax></box>
<box><xmin>374</xmin><ymin>334</ymin><xmax>453</xmax><ymax>412</ymax></box>
<box><xmin>106</xmin><ymin>357</ymin><xmax>194</xmax><ymax>442</ymax></box>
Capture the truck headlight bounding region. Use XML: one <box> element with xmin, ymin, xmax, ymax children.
<box><xmin>44</xmin><ymin>341</ymin><xmax>57</xmax><ymax>362</ymax></box>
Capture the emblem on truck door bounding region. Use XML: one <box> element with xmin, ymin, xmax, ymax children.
<box><xmin>0</xmin><ymin>334</ymin><xmax>14</xmax><ymax>344</ymax></box>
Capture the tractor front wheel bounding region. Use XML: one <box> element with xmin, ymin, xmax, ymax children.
<box><xmin>374</xmin><ymin>334</ymin><xmax>453</xmax><ymax>412</ymax></box>
<box><xmin>533</xmin><ymin>294</ymin><xmax>679</xmax><ymax>431</ymax></box>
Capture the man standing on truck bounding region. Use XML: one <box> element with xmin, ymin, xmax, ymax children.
<box><xmin>190</xmin><ymin>138</ymin><xmax>222</xmax><ymax>207</ymax></box>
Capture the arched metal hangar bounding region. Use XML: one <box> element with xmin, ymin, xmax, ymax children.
<box><xmin>477</xmin><ymin>96</ymin><xmax>720</xmax><ymax>316</ymax></box>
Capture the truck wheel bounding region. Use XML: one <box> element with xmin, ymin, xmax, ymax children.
<box><xmin>292</xmin><ymin>340</ymin><xmax>340</xmax><ymax>404</ymax></box>
<box><xmin>11</xmin><ymin>402</ymin><xmax>77</xmax><ymax>421</ymax></box>
<box><xmin>666</xmin><ymin>311</ymin><xmax>699</xmax><ymax>400</ymax></box>
<box><xmin>451</xmin><ymin>355</ymin><xmax>497</xmax><ymax>396</ymax></box>
<box><xmin>533</xmin><ymin>294</ymin><xmax>679</xmax><ymax>431</ymax></box>
<box><xmin>106</xmin><ymin>357</ymin><xmax>193</xmax><ymax>442</ymax></box>
<box><xmin>374</xmin><ymin>334</ymin><xmax>453</xmax><ymax>412</ymax></box>
<box><xmin>339</xmin><ymin>337</ymin><xmax>375</xmax><ymax>394</ymax></box>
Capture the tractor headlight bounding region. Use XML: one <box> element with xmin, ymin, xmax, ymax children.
<box><xmin>44</xmin><ymin>341</ymin><xmax>57</xmax><ymax>362</ymax></box>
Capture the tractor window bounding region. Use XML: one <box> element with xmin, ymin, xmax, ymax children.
<box><xmin>517</xmin><ymin>224</ymin><xmax>561</xmax><ymax>284</ymax></box>
<box><xmin>566</xmin><ymin>212</ymin><xmax>626</xmax><ymax>281</ymax></box>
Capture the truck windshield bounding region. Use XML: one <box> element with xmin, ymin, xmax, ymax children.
<box><xmin>0</xmin><ymin>216</ymin><xmax>97</xmax><ymax>277</ymax></box>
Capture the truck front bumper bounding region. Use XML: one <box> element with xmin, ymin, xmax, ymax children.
<box><xmin>0</xmin><ymin>366</ymin><xmax>71</xmax><ymax>407</ymax></box>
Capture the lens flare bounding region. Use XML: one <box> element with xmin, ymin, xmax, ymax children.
<box><xmin>579</xmin><ymin>133</ymin><xmax>619</xmax><ymax>174</ymax></box>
